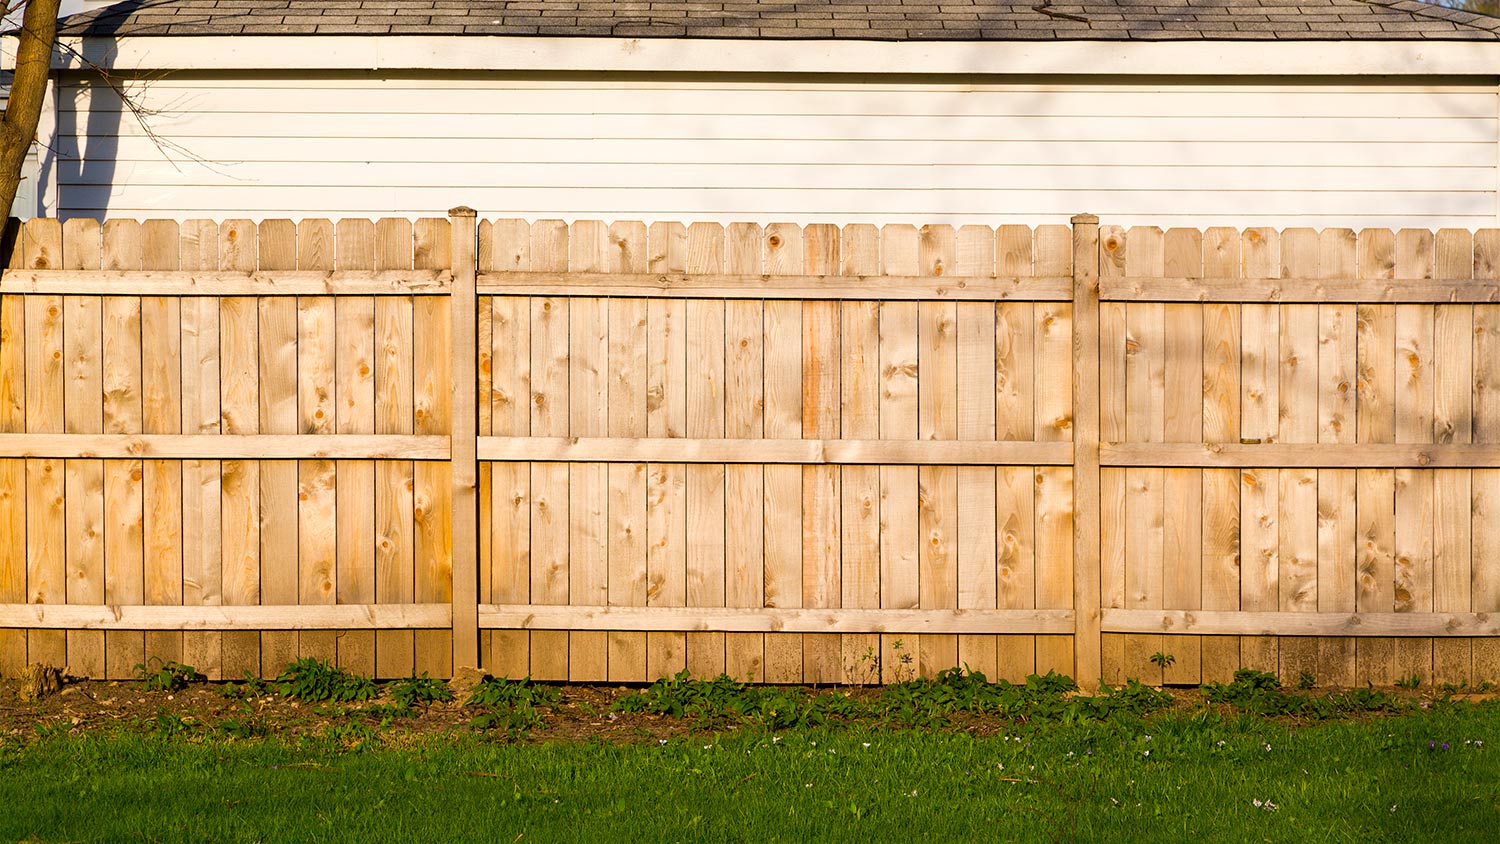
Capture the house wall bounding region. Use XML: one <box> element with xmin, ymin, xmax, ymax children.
<box><xmin>47</xmin><ymin>73</ymin><xmax>1500</xmax><ymax>228</ymax></box>
<box><xmin>0</xmin><ymin>71</ymin><xmax>43</xmax><ymax>219</ymax></box>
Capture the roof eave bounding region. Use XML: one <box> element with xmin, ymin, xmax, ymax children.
<box><xmin>6</xmin><ymin>35</ymin><xmax>1500</xmax><ymax>76</ymax></box>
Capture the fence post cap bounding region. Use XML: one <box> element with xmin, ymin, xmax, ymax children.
<box><xmin>448</xmin><ymin>206</ymin><xmax>478</xmax><ymax>218</ymax></box>
<box><xmin>1070</xmin><ymin>214</ymin><xmax>1099</xmax><ymax>226</ymax></box>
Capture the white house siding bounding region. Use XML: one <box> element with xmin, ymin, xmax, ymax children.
<box><xmin>48</xmin><ymin>74</ymin><xmax>1500</xmax><ymax>228</ymax></box>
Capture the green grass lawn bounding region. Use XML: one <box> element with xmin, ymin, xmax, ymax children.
<box><xmin>3</xmin><ymin>702</ymin><xmax>1497</xmax><ymax>843</ymax></box>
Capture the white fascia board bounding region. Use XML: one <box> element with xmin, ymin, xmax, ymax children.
<box><xmin>4</xmin><ymin>35</ymin><xmax>1500</xmax><ymax>76</ymax></box>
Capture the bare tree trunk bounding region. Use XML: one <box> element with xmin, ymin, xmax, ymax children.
<box><xmin>0</xmin><ymin>0</ymin><xmax>60</xmax><ymax>220</ymax></box>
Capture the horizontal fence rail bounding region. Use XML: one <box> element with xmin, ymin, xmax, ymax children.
<box><xmin>1</xmin><ymin>215</ymin><xmax>1498</xmax><ymax>691</ymax></box>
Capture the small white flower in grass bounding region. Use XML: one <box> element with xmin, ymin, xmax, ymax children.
<box><xmin>1142</xmin><ymin>750</ymin><xmax>1150</xmax><ymax>757</ymax></box>
<box><xmin>805</xmin><ymin>783</ymin><xmax>813</xmax><ymax>788</ymax></box>
<box><xmin>862</xmin><ymin>742</ymin><xmax>871</xmax><ymax>748</ymax></box>
<box><xmin>1216</xmin><ymin>740</ymin><xmax>1226</xmax><ymax>747</ymax></box>
<box><xmin>1390</xmin><ymin>804</ymin><xmax>1398</xmax><ymax>813</ymax></box>
<box><xmin>908</xmin><ymin>790</ymin><xmax>918</xmax><ymax>797</ymax></box>
<box><xmin>773</xmin><ymin>736</ymin><xmax>781</xmax><ymax>743</ymax></box>
<box><xmin>703</xmin><ymin>745</ymin><xmax>712</xmax><ymax>750</ymax></box>
<box><xmin>658</xmin><ymin>739</ymin><xmax>668</xmax><ymax>745</ymax></box>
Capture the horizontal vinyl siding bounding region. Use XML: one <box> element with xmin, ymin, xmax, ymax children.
<box><xmin>51</xmin><ymin>76</ymin><xmax>1500</xmax><ymax>227</ymax></box>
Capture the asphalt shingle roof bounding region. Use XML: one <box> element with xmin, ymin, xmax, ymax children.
<box><xmin>54</xmin><ymin>0</ymin><xmax>1500</xmax><ymax>41</ymax></box>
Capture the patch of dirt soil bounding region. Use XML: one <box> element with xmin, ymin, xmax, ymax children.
<box><xmin>0</xmin><ymin>675</ymin><xmax>1470</xmax><ymax>745</ymax></box>
<box><xmin>0</xmin><ymin>675</ymin><xmax>726</xmax><ymax>744</ymax></box>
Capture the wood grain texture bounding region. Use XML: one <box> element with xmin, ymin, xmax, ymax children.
<box><xmin>686</xmin><ymin>222</ymin><xmax>729</xmax><ymax>681</ymax></box>
<box><xmin>62</xmin><ymin>219</ymin><xmax>106</xmax><ymax>677</ymax></box>
<box><xmin>1034</xmin><ymin>224</ymin><xmax>1074</xmax><ymax>678</ymax></box>
<box><xmin>724</xmin><ymin>222</ymin><xmax>766</xmax><ymax>682</ymax></box>
<box><xmin>139</xmin><ymin>220</ymin><xmax>183</xmax><ymax>671</ymax></box>
<box><xmin>1199</xmin><ymin>228</ymin><xmax>1241</xmax><ymax>682</ymax></box>
<box><xmin>478</xmin><ymin>605</ymin><xmax>1075</xmax><ymax>634</ymax></box>
<box><xmin>483</xmin><ymin>221</ymin><xmax>533</xmax><ymax>679</ymax></box>
<box><xmin>1070</xmin><ymin>216</ymin><xmax>1100</xmax><ymax>688</ymax></box>
<box><xmin>761</xmin><ymin>224</ymin><xmax>803</xmax><ymax>682</ymax></box>
<box><xmin>179</xmin><ymin>220</ymin><xmax>222</xmax><ymax>679</ymax></box>
<box><xmin>8</xmin><ymin>217</ymin><xmax>1500</xmax><ymax>690</ymax></box>
<box><xmin>413</xmin><ymin>218</ymin><xmax>454</xmax><ymax>678</ymax></box>
<box><xmin>101</xmin><ymin>221</ymin><xmax>145</xmax><ymax>678</ymax></box>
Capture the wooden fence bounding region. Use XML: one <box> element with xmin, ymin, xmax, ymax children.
<box><xmin>1</xmin><ymin>213</ymin><xmax>1498</xmax><ymax>689</ymax></box>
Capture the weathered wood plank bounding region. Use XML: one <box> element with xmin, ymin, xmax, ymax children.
<box><xmin>1200</xmin><ymin>227</ymin><xmax>1241</xmax><ymax>683</ymax></box>
<box><xmin>955</xmin><ymin>224</ymin><xmax>999</xmax><ymax>680</ymax></box>
<box><xmin>566</xmin><ymin>221</ymin><xmax>610</xmax><ymax>681</ymax></box>
<box><xmin>248</xmin><ymin>219</ymin><xmax>294</xmax><ymax>677</ymax></box>
<box><xmin>478</xmin><ymin>437</ymin><xmax>1068</xmax><ymax>465</ymax></box>
<box><xmin>0</xmin><ymin>269</ymin><xmax>451</xmax><ymax>296</ymax></box>
<box><xmin>724</xmin><ymin>222</ymin><xmax>766</xmax><ymax>682</ymax></box>
<box><xmin>478</xmin><ymin>270</ymin><xmax>1071</xmax><ymax>300</ymax></box>
<box><xmin>1122</xmin><ymin>226</ymin><xmax>1165</xmax><ymax>684</ymax></box>
<box><xmin>1098</xmin><ymin>276</ymin><xmax>1500</xmax><ymax>303</ymax></box>
<box><xmin>480</xmin><ymin>227</ymin><xmax>524</xmax><ymax>678</ymax></box>
<box><xmin>371</xmin><ymin>218</ymin><xmax>418</xmax><ymax>679</ymax></box>
<box><xmin>413</xmin><ymin>217</ymin><xmax>454</xmax><ymax>678</ymax></box>
<box><xmin>0</xmin><ymin>433</ymin><xmax>448</xmax><ymax>460</ymax></box>
<box><xmin>328</xmin><ymin>219</ymin><xmax>378</xmax><ymax>677</ymax></box>
<box><xmin>839</xmin><ymin>223</ymin><xmax>881</xmax><ymax>682</ymax></box>
<box><xmin>1034</xmin><ymin>223</ymin><xmax>1075</xmax><ymax>678</ymax></box>
<box><xmin>139</xmin><ymin>220</ymin><xmax>183</xmax><ymax>671</ymax></box>
<box><xmin>526</xmin><ymin>221</ymin><xmax>571</xmax><ymax>680</ymax></box>
<box><xmin>686</xmin><ymin>222</ymin><xmax>729</xmax><ymax>681</ymax></box>
<box><xmin>101</xmin><ymin>220</ymin><xmax>145</xmax><ymax>678</ymax></box>
<box><xmin>0</xmin><ymin>603</ymin><xmax>451</xmax><ymax>630</ymax></box>
<box><xmin>1161</xmin><ymin>227</ymin><xmax>1204</xmax><ymax>685</ymax></box>
<box><xmin>1100</xmin><ymin>609</ymin><xmax>1500</xmax><ymax>637</ymax></box>
<box><xmin>762</xmin><ymin>223</ymin><xmax>803</xmax><ymax>682</ymax></box>
<box><xmin>476</xmin><ymin>605</ymin><xmax>1076</xmax><ymax>634</ymax></box>
<box><xmin>1473</xmin><ymin>230</ymin><xmax>1500</xmax><ymax>681</ymax></box>
<box><xmin>178</xmin><ymin>220</ymin><xmax>222</xmax><ymax>679</ymax></box>
<box><xmin>62</xmin><ymin>219</ymin><xmax>105</xmax><ymax>677</ymax></box>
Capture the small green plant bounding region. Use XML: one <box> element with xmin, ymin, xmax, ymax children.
<box><xmin>1149</xmin><ymin>651</ymin><xmax>1176</xmax><ymax>669</ymax></box>
<box><xmin>132</xmin><ymin>659</ymin><xmax>203</xmax><ymax>693</ymax></box>
<box><xmin>148</xmin><ymin>714</ymin><xmax>195</xmax><ymax>737</ymax></box>
<box><xmin>1204</xmin><ymin>669</ymin><xmax>1407</xmax><ymax>719</ymax></box>
<box><xmin>470</xmin><ymin>706</ymin><xmax>547</xmax><ymax>738</ymax></box>
<box><xmin>1296</xmin><ymin>672</ymin><xmax>1317</xmax><ymax>691</ymax></box>
<box><xmin>386</xmin><ymin>673</ymin><xmax>454</xmax><ymax>712</ymax></box>
<box><xmin>844</xmin><ymin>646</ymin><xmax>882</xmax><ymax>686</ymax></box>
<box><xmin>889</xmin><ymin>639</ymin><xmax>916</xmax><ymax>684</ymax></box>
<box><xmin>274</xmin><ymin>658</ymin><xmax>377</xmax><ymax>703</ymax></box>
<box><xmin>466</xmin><ymin>676</ymin><xmax>562</xmax><ymax>738</ymax></box>
<box><xmin>213</xmin><ymin>717</ymin><xmax>267</xmax><ymax>740</ymax></box>
<box><xmin>1396</xmin><ymin>674</ymin><xmax>1422</xmax><ymax>690</ymax></box>
<box><xmin>219</xmin><ymin>673</ymin><xmax>273</xmax><ymax>700</ymax></box>
<box><xmin>467</xmin><ymin>676</ymin><xmax>561</xmax><ymax>710</ymax></box>
<box><xmin>615</xmin><ymin>671</ymin><xmax>858</xmax><ymax>729</ymax></box>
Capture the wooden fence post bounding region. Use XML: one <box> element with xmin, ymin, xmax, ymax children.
<box><xmin>1071</xmin><ymin>213</ymin><xmax>1102</xmax><ymax>691</ymax></box>
<box><xmin>449</xmin><ymin>206</ymin><xmax>480</xmax><ymax>672</ymax></box>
